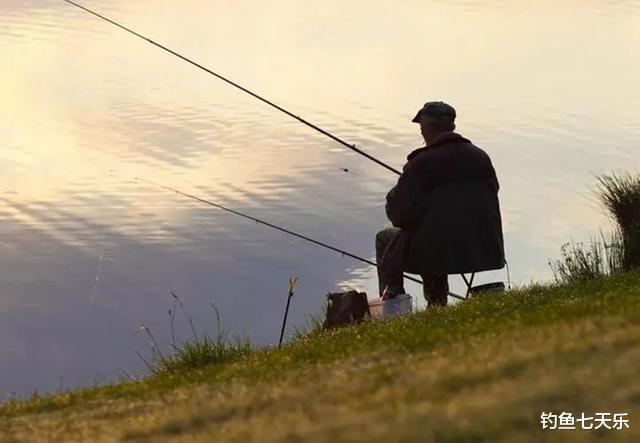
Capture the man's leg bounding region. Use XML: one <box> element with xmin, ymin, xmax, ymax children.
<box><xmin>375</xmin><ymin>227</ymin><xmax>405</xmax><ymax>296</ymax></box>
<box><xmin>422</xmin><ymin>274</ymin><xmax>448</xmax><ymax>307</ymax></box>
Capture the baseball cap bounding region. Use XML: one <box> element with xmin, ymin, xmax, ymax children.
<box><xmin>412</xmin><ymin>101</ymin><xmax>457</xmax><ymax>123</ymax></box>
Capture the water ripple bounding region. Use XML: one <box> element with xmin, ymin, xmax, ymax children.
<box><xmin>1</xmin><ymin>0</ymin><xmax>640</xmax><ymax>397</ymax></box>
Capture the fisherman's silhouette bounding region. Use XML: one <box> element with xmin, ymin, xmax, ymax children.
<box><xmin>376</xmin><ymin>101</ymin><xmax>505</xmax><ymax>306</ymax></box>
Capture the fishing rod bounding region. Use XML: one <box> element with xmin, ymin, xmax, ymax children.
<box><xmin>63</xmin><ymin>1</ymin><xmax>470</xmax><ymax>299</ymax></box>
<box><xmin>61</xmin><ymin>0</ymin><xmax>402</xmax><ymax>176</ymax></box>
<box><xmin>136</xmin><ymin>177</ymin><xmax>422</xmax><ymax>285</ymax></box>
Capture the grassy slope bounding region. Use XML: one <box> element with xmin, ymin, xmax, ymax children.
<box><xmin>2</xmin><ymin>272</ymin><xmax>640</xmax><ymax>442</ymax></box>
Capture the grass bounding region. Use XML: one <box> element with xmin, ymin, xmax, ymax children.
<box><xmin>134</xmin><ymin>292</ymin><xmax>252</xmax><ymax>375</ymax></box>
<box><xmin>597</xmin><ymin>172</ymin><xmax>640</xmax><ymax>270</ymax></box>
<box><xmin>597</xmin><ymin>172</ymin><xmax>640</xmax><ymax>234</ymax></box>
<box><xmin>152</xmin><ymin>335</ymin><xmax>252</xmax><ymax>374</ymax></box>
<box><xmin>2</xmin><ymin>270</ymin><xmax>640</xmax><ymax>442</ymax></box>
<box><xmin>549</xmin><ymin>233</ymin><xmax>625</xmax><ymax>284</ymax></box>
<box><xmin>550</xmin><ymin>171</ymin><xmax>640</xmax><ymax>283</ymax></box>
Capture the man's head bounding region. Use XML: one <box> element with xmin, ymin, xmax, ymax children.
<box><xmin>412</xmin><ymin>101</ymin><xmax>456</xmax><ymax>145</ymax></box>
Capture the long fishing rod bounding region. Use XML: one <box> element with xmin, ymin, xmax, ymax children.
<box><xmin>61</xmin><ymin>0</ymin><xmax>402</xmax><ymax>176</ymax></box>
<box><xmin>136</xmin><ymin>177</ymin><xmax>422</xmax><ymax>285</ymax></box>
<box><xmin>63</xmin><ymin>1</ymin><xmax>464</xmax><ymax>297</ymax></box>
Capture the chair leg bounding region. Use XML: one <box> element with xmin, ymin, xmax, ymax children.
<box><xmin>461</xmin><ymin>273</ymin><xmax>476</xmax><ymax>298</ymax></box>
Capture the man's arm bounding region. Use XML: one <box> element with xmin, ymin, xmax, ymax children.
<box><xmin>490</xmin><ymin>162</ymin><xmax>500</xmax><ymax>192</ymax></box>
<box><xmin>385</xmin><ymin>162</ymin><xmax>428</xmax><ymax>230</ymax></box>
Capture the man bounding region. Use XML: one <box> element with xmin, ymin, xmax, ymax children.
<box><xmin>376</xmin><ymin>101</ymin><xmax>504</xmax><ymax>306</ymax></box>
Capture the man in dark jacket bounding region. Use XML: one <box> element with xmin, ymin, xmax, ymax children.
<box><xmin>376</xmin><ymin>101</ymin><xmax>504</xmax><ymax>306</ymax></box>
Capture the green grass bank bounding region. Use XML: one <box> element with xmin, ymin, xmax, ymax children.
<box><xmin>2</xmin><ymin>270</ymin><xmax>640</xmax><ymax>442</ymax></box>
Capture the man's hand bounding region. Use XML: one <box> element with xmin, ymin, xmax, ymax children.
<box><xmin>385</xmin><ymin>164</ymin><xmax>429</xmax><ymax>230</ymax></box>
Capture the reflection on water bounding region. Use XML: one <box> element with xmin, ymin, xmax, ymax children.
<box><xmin>1</xmin><ymin>0</ymin><xmax>640</xmax><ymax>396</ymax></box>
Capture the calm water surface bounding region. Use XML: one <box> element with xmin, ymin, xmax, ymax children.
<box><xmin>1</xmin><ymin>0</ymin><xmax>639</xmax><ymax>396</ymax></box>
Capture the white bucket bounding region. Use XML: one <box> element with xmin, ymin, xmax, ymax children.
<box><xmin>369</xmin><ymin>293</ymin><xmax>413</xmax><ymax>319</ymax></box>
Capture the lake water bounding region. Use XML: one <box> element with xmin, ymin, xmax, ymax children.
<box><xmin>1</xmin><ymin>0</ymin><xmax>639</xmax><ymax>397</ymax></box>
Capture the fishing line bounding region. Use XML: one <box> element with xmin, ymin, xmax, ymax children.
<box><xmin>135</xmin><ymin>177</ymin><xmax>423</xmax><ymax>285</ymax></box>
<box><xmin>61</xmin><ymin>0</ymin><xmax>496</xmax><ymax>297</ymax></box>
<box><xmin>61</xmin><ymin>0</ymin><xmax>402</xmax><ymax>175</ymax></box>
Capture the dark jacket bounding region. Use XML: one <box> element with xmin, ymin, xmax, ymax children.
<box><xmin>385</xmin><ymin>132</ymin><xmax>505</xmax><ymax>276</ymax></box>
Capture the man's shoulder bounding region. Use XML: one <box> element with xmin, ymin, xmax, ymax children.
<box><xmin>443</xmin><ymin>134</ymin><xmax>492</xmax><ymax>161</ymax></box>
<box><xmin>406</xmin><ymin>147</ymin><xmax>429</xmax><ymax>162</ymax></box>
<box><xmin>406</xmin><ymin>133</ymin><xmax>476</xmax><ymax>158</ymax></box>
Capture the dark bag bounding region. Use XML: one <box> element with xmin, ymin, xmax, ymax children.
<box><xmin>322</xmin><ymin>290</ymin><xmax>370</xmax><ymax>330</ymax></box>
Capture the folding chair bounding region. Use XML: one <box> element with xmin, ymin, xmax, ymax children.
<box><xmin>448</xmin><ymin>262</ymin><xmax>510</xmax><ymax>301</ymax></box>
